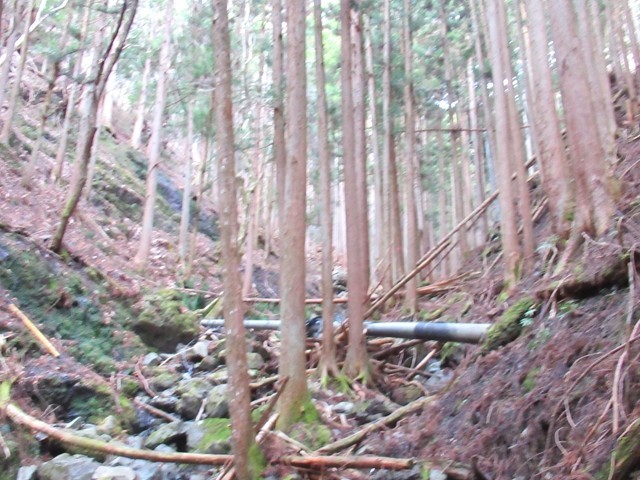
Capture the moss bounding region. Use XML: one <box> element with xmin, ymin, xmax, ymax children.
<box><xmin>196</xmin><ymin>418</ymin><xmax>232</xmax><ymax>452</ymax></box>
<box><xmin>290</xmin><ymin>422</ymin><xmax>332</xmax><ymax>451</ymax></box>
<box><xmin>609</xmin><ymin>418</ymin><xmax>640</xmax><ymax>479</ymax></box>
<box><xmin>482</xmin><ymin>298</ymin><xmax>536</xmax><ymax>353</ymax></box>
<box><xmin>522</xmin><ymin>367</ymin><xmax>541</xmax><ymax>393</ymax></box>
<box><xmin>247</xmin><ymin>442</ymin><xmax>266</xmax><ymax>479</ymax></box>
<box><xmin>440</xmin><ymin>342</ymin><xmax>461</xmax><ymax>364</ymax></box>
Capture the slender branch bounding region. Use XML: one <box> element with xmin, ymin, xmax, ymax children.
<box><xmin>279</xmin><ymin>454</ymin><xmax>412</xmax><ymax>470</ymax></box>
<box><xmin>7</xmin><ymin>304</ymin><xmax>60</xmax><ymax>357</ymax></box>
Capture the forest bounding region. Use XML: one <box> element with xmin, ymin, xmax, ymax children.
<box><xmin>0</xmin><ymin>0</ymin><xmax>639</xmax><ymax>479</ymax></box>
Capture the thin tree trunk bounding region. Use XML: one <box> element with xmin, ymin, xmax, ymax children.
<box><xmin>402</xmin><ymin>0</ymin><xmax>418</xmax><ymax>314</ymax></box>
<box><xmin>212</xmin><ymin>2</ymin><xmax>260</xmax><ymax>477</ymax></box>
<box><xmin>0</xmin><ymin>12</ymin><xmax>20</xmax><ymax>117</ymax></box>
<box><xmin>314</xmin><ymin>0</ymin><xmax>338</xmax><ymax>380</ymax></box>
<box><xmin>21</xmin><ymin>61</ymin><xmax>59</xmax><ymax>187</ymax></box>
<box><xmin>278</xmin><ymin>0</ymin><xmax>311</xmax><ymax>428</ymax></box>
<box><xmin>50</xmin><ymin>0</ymin><xmax>137</xmax><ymax>253</ymax></box>
<box><xmin>436</xmin><ymin>128</ymin><xmax>448</xmax><ymax>278</ymax></box>
<box><xmin>134</xmin><ymin>0</ymin><xmax>173</xmax><ymax>268</ymax></box>
<box><xmin>364</xmin><ymin>15</ymin><xmax>383</xmax><ymax>284</ymax></box>
<box><xmin>381</xmin><ymin>0</ymin><xmax>393</xmax><ymax>291</ymax></box>
<box><xmin>178</xmin><ymin>101</ymin><xmax>194</xmax><ymax>272</ymax></box>
<box><xmin>0</xmin><ymin>0</ymin><xmax>34</xmax><ymax>144</ymax></box>
<box><xmin>271</xmin><ymin>0</ymin><xmax>285</xmax><ymax>238</ymax></box>
<box><xmin>342</xmin><ymin>0</ymin><xmax>369</xmax><ymax>380</ymax></box>
<box><xmin>130</xmin><ymin>57</ymin><xmax>150</xmax><ymax>149</ymax></box>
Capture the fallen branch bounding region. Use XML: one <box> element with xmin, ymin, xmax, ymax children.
<box><xmin>315</xmin><ymin>395</ymin><xmax>434</xmax><ymax>455</ymax></box>
<box><xmin>7</xmin><ymin>303</ymin><xmax>60</xmax><ymax>357</ymax></box>
<box><xmin>2</xmin><ymin>403</ymin><xmax>233</xmax><ymax>465</ymax></box>
<box><xmin>372</xmin><ymin>339</ymin><xmax>424</xmax><ymax>360</ymax></box>
<box><xmin>133</xmin><ymin>398</ymin><xmax>179</xmax><ymax>423</ymax></box>
<box><xmin>279</xmin><ymin>454</ymin><xmax>412</xmax><ymax>470</ymax></box>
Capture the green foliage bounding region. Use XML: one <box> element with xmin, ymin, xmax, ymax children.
<box><xmin>482</xmin><ymin>298</ymin><xmax>536</xmax><ymax>353</ymax></box>
<box><xmin>522</xmin><ymin>367</ymin><xmax>541</xmax><ymax>393</ymax></box>
<box><xmin>196</xmin><ymin>418</ymin><xmax>232</xmax><ymax>452</ymax></box>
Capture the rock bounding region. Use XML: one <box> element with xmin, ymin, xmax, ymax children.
<box><xmin>38</xmin><ymin>454</ymin><xmax>100</xmax><ymax>480</ymax></box>
<box><xmin>206</xmin><ymin>369</ymin><xmax>228</xmax><ymax>383</ymax></box>
<box><xmin>92</xmin><ymin>465</ymin><xmax>137</xmax><ymax>480</ymax></box>
<box><xmin>333</xmin><ymin>402</ymin><xmax>355</xmax><ymax>414</ymax></box>
<box><xmin>429</xmin><ymin>470</ymin><xmax>447</xmax><ymax>480</ymax></box>
<box><xmin>204</xmin><ymin>384</ymin><xmax>228</xmax><ymax>418</ymax></box>
<box><xmin>246</xmin><ymin>352</ymin><xmax>264</xmax><ymax>370</ymax></box>
<box><xmin>132</xmin><ymin>289</ymin><xmax>201</xmax><ymax>352</ymax></box>
<box><xmin>149</xmin><ymin>371</ymin><xmax>181</xmax><ymax>392</ymax></box>
<box><xmin>16</xmin><ymin>465</ymin><xmax>38</xmax><ymax>480</ymax></box>
<box><xmin>185</xmin><ymin>418</ymin><xmax>232</xmax><ymax>454</ymax></box>
<box><xmin>97</xmin><ymin>415</ymin><xmax>119</xmax><ymax>436</ymax></box>
<box><xmin>187</xmin><ymin>341</ymin><xmax>210</xmax><ymax>361</ymax></box>
<box><xmin>130</xmin><ymin>460</ymin><xmax>162</xmax><ymax>480</ymax></box>
<box><xmin>150</xmin><ymin>394</ymin><xmax>179</xmax><ymax>412</ymax></box>
<box><xmin>143</xmin><ymin>421</ymin><xmax>185</xmax><ymax>449</ymax></box>
<box><xmin>176</xmin><ymin>378</ymin><xmax>212</xmax><ymax>419</ymax></box>
<box><xmin>196</xmin><ymin>355</ymin><xmax>220</xmax><ymax>371</ymax></box>
<box><xmin>142</xmin><ymin>352</ymin><xmax>162</xmax><ymax>367</ymax></box>
<box><xmin>390</xmin><ymin>383</ymin><xmax>423</xmax><ymax>405</ymax></box>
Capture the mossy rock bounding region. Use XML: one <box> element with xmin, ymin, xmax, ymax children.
<box><xmin>289</xmin><ymin>422</ymin><xmax>333</xmax><ymax>451</ymax></box>
<box><xmin>482</xmin><ymin>298</ymin><xmax>536</xmax><ymax>353</ymax></box>
<box><xmin>132</xmin><ymin>289</ymin><xmax>200</xmax><ymax>352</ymax></box>
<box><xmin>186</xmin><ymin>418</ymin><xmax>232</xmax><ymax>454</ymax></box>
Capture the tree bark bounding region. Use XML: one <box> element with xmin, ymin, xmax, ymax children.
<box><xmin>271</xmin><ymin>0</ymin><xmax>285</xmax><ymax>238</ymax></box>
<box><xmin>178</xmin><ymin>101</ymin><xmax>194</xmax><ymax>272</ymax></box>
<box><xmin>523</xmin><ymin>0</ymin><xmax>572</xmax><ymax>237</ymax></box>
<box><xmin>278</xmin><ymin>0</ymin><xmax>311</xmax><ymax>428</ymax></box>
<box><xmin>402</xmin><ymin>0</ymin><xmax>418</xmax><ymax>314</ymax></box>
<box><xmin>212</xmin><ymin>2</ymin><xmax>261</xmax><ymax>477</ymax></box>
<box><xmin>134</xmin><ymin>0</ymin><xmax>173</xmax><ymax>268</ymax></box>
<box><xmin>313</xmin><ymin>0</ymin><xmax>338</xmax><ymax>380</ymax></box>
<box><xmin>130</xmin><ymin>57</ymin><xmax>150</xmax><ymax>149</ymax></box>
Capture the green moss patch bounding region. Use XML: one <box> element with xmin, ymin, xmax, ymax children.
<box><xmin>482</xmin><ymin>298</ymin><xmax>536</xmax><ymax>353</ymax></box>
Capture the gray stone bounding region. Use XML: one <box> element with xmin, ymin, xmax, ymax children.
<box><xmin>206</xmin><ymin>369</ymin><xmax>228</xmax><ymax>383</ymax></box>
<box><xmin>143</xmin><ymin>421</ymin><xmax>185</xmax><ymax>449</ymax></box>
<box><xmin>97</xmin><ymin>415</ymin><xmax>118</xmax><ymax>436</ymax></box>
<box><xmin>131</xmin><ymin>460</ymin><xmax>162</xmax><ymax>480</ymax></box>
<box><xmin>333</xmin><ymin>402</ymin><xmax>355</xmax><ymax>414</ymax></box>
<box><xmin>246</xmin><ymin>352</ymin><xmax>264</xmax><ymax>370</ymax></box>
<box><xmin>185</xmin><ymin>418</ymin><xmax>231</xmax><ymax>454</ymax></box>
<box><xmin>204</xmin><ymin>384</ymin><xmax>228</xmax><ymax>418</ymax></box>
<box><xmin>188</xmin><ymin>341</ymin><xmax>210</xmax><ymax>361</ymax></box>
<box><xmin>142</xmin><ymin>352</ymin><xmax>162</xmax><ymax>367</ymax></box>
<box><xmin>37</xmin><ymin>454</ymin><xmax>100</xmax><ymax>480</ymax></box>
<box><xmin>16</xmin><ymin>465</ymin><xmax>38</xmax><ymax>480</ymax></box>
<box><xmin>429</xmin><ymin>470</ymin><xmax>447</xmax><ymax>480</ymax></box>
<box><xmin>196</xmin><ymin>355</ymin><xmax>220</xmax><ymax>372</ymax></box>
<box><xmin>92</xmin><ymin>465</ymin><xmax>137</xmax><ymax>480</ymax></box>
<box><xmin>150</xmin><ymin>394</ymin><xmax>178</xmax><ymax>412</ymax></box>
<box><xmin>149</xmin><ymin>372</ymin><xmax>181</xmax><ymax>392</ymax></box>
<box><xmin>176</xmin><ymin>378</ymin><xmax>211</xmax><ymax>419</ymax></box>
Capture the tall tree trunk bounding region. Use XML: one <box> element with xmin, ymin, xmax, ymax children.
<box><xmin>436</xmin><ymin>128</ymin><xmax>449</xmax><ymax>278</ymax></box>
<box><xmin>0</xmin><ymin>11</ymin><xmax>20</xmax><ymax>118</ymax></box>
<box><xmin>364</xmin><ymin>15</ymin><xmax>383</xmax><ymax>284</ymax></box>
<box><xmin>178</xmin><ymin>101</ymin><xmax>194</xmax><ymax>273</ymax></box>
<box><xmin>484</xmin><ymin>0</ymin><xmax>522</xmax><ymax>285</ymax></box>
<box><xmin>350</xmin><ymin>0</ymin><xmax>370</xmax><ymax>290</ymax></box>
<box><xmin>212</xmin><ymin>2</ymin><xmax>261</xmax><ymax>478</ymax></box>
<box><xmin>523</xmin><ymin>0</ymin><xmax>572</xmax><ymax>237</ymax></box>
<box><xmin>548</xmin><ymin>0</ymin><xmax>616</xmax><ymax>241</ymax></box>
<box><xmin>134</xmin><ymin>0</ymin><xmax>174</xmax><ymax>268</ymax></box>
<box><xmin>314</xmin><ymin>0</ymin><xmax>338</xmax><ymax>380</ymax></box>
<box><xmin>52</xmin><ymin>2</ymin><xmax>91</xmax><ymax>183</ymax></box>
<box><xmin>22</xmin><ymin>60</ymin><xmax>60</xmax><ymax>188</ymax></box>
<box><xmin>278</xmin><ymin>0</ymin><xmax>311</xmax><ymax>429</ymax></box>
<box><xmin>130</xmin><ymin>57</ymin><xmax>150</xmax><ymax>149</ymax></box>
<box><xmin>50</xmin><ymin>0</ymin><xmax>137</xmax><ymax>253</ymax></box>
<box><xmin>271</xmin><ymin>0</ymin><xmax>285</xmax><ymax>239</ymax></box>
<box><xmin>402</xmin><ymin>0</ymin><xmax>418</xmax><ymax>313</ymax></box>
<box><xmin>381</xmin><ymin>0</ymin><xmax>393</xmax><ymax>291</ymax></box>
<box><xmin>0</xmin><ymin>0</ymin><xmax>34</xmax><ymax>144</ymax></box>
<box><xmin>342</xmin><ymin>0</ymin><xmax>369</xmax><ymax>380</ymax></box>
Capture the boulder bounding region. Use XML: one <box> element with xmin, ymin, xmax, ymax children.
<box><xmin>185</xmin><ymin>418</ymin><xmax>231</xmax><ymax>454</ymax></box>
<box><xmin>16</xmin><ymin>465</ymin><xmax>38</xmax><ymax>480</ymax></box>
<box><xmin>204</xmin><ymin>384</ymin><xmax>228</xmax><ymax>418</ymax></box>
<box><xmin>143</xmin><ymin>421</ymin><xmax>185</xmax><ymax>450</ymax></box>
<box><xmin>176</xmin><ymin>378</ymin><xmax>211</xmax><ymax>420</ymax></box>
<box><xmin>92</xmin><ymin>465</ymin><xmax>137</xmax><ymax>480</ymax></box>
<box><xmin>132</xmin><ymin>289</ymin><xmax>200</xmax><ymax>352</ymax></box>
<box><xmin>37</xmin><ymin>454</ymin><xmax>100</xmax><ymax>480</ymax></box>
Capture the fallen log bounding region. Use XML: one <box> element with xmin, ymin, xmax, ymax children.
<box><xmin>201</xmin><ymin>319</ymin><xmax>490</xmax><ymax>344</ymax></box>
<box><xmin>279</xmin><ymin>454</ymin><xmax>412</xmax><ymax>470</ymax></box>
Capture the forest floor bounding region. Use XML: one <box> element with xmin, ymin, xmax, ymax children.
<box><xmin>0</xmin><ymin>63</ymin><xmax>639</xmax><ymax>480</ymax></box>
